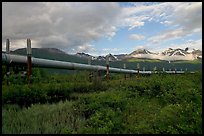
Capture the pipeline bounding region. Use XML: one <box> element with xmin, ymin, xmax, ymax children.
<box><xmin>2</xmin><ymin>53</ymin><xmax>192</xmax><ymax>74</ymax></box>
<box><xmin>2</xmin><ymin>53</ymin><xmax>138</xmax><ymax>74</ymax></box>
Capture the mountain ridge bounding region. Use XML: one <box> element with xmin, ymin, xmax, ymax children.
<box><xmin>10</xmin><ymin>47</ymin><xmax>202</xmax><ymax>62</ymax></box>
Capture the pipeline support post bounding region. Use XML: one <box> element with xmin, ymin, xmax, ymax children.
<box><xmin>106</xmin><ymin>56</ymin><xmax>110</xmax><ymax>80</ymax></box>
<box><xmin>124</xmin><ymin>63</ymin><xmax>126</xmax><ymax>80</ymax></box>
<box><xmin>88</xmin><ymin>57</ymin><xmax>92</xmax><ymax>82</ymax></box>
<box><xmin>97</xmin><ymin>70</ymin><xmax>101</xmax><ymax>82</ymax></box>
<box><xmin>27</xmin><ymin>39</ymin><xmax>32</xmax><ymax>84</ymax></box>
<box><xmin>137</xmin><ymin>63</ymin><xmax>140</xmax><ymax>79</ymax></box>
<box><xmin>6</xmin><ymin>39</ymin><xmax>10</xmax><ymax>85</ymax></box>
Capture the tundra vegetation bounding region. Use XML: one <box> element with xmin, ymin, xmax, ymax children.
<box><xmin>2</xmin><ymin>66</ymin><xmax>202</xmax><ymax>134</ymax></box>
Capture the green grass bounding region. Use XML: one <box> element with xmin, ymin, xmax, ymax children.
<box><xmin>172</xmin><ymin>59</ymin><xmax>202</xmax><ymax>64</ymax></box>
<box><xmin>2</xmin><ymin>70</ymin><xmax>202</xmax><ymax>134</ymax></box>
<box><xmin>127</xmin><ymin>58</ymin><xmax>163</xmax><ymax>63</ymax></box>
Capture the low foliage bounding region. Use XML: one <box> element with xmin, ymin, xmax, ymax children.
<box><xmin>2</xmin><ymin>70</ymin><xmax>202</xmax><ymax>134</ymax></box>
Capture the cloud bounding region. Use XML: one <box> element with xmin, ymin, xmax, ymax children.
<box><xmin>129</xmin><ymin>34</ymin><xmax>144</xmax><ymax>40</ymax></box>
<box><xmin>121</xmin><ymin>2</ymin><xmax>202</xmax><ymax>47</ymax></box>
<box><xmin>148</xmin><ymin>2</ymin><xmax>202</xmax><ymax>44</ymax></box>
<box><xmin>148</xmin><ymin>28</ymin><xmax>184</xmax><ymax>44</ymax></box>
<box><xmin>133</xmin><ymin>45</ymin><xmax>146</xmax><ymax>50</ymax></box>
<box><xmin>2</xmin><ymin>2</ymin><xmax>202</xmax><ymax>55</ymax></box>
<box><xmin>2</xmin><ymin>2</ymin><xmax>121</xmax><ymax>52</ymax></box>
<box><xmin>75</xmin><ymin>43</ymin><xmax>95</xmax><ymax>53</ymax></box>
<box><xmin>168</xmin><ymin>39</ymin><xmax>202</xmax><ymax>51</ymax></box>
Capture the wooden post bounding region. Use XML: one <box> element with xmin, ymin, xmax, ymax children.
<box><xmin>27</xmin><ymin>39</ymin><xmax>32</xmax><ymax>84</ymax></box>
<box><xmin>6</xmin><ymin>39</ymin><xmax>10</xmax><ymax>54</ymax></box>
<box><xmin>97</xmin><ymin>70</ymin><xmax>101</xmax><ymax>81</ymax></box>
<box><xmin>88</xmin><ymin>57</ymin><xmax>92</xmax><ymax>82</ymax></box>
<box><xmin>124</xmin><ymin>63</ymin><xmax>126</xmax><ymax>80</ymax></box>
<box><xmin>137</xmin><ymin>63</ymin><xmax>140</xmax><ymax>79</ymax></box>
<box><xmin>106</xmin><ymin>56</ymin><xmax>109</xmax><ymax>80</ymax></box>
<box><xmin>6</xmin><ymin>39</ymin><xmax>10</xmax><ymax>85</ymax></box>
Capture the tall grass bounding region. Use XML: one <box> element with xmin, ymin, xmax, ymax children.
<box><xmin>2</xmin><ymin>71</ymin><xmax>202</xmax><ymax>134</ymax></box>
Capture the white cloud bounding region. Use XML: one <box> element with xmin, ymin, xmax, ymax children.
<box><xmin>148</xmin><ymin>28</ymin><xmax>184</xmax><ymax>44</ymax></box>
<box><xmin>2</xmin><ymin>2</ymin><xmax>121</xmax><ymax>52</ymax></box>
<box><xmin>148</xmin><ymin>2</ymin><xmax>202</xmax><ymax>44</ymax></box>
<box><xmin>97</xmin><ymin>48</ymin><xmax>124</xmax><ymax>56</ymax></box>
<box><xmin>133</xmin><ymin>45</ymin><xmax>146</xmax><ymax>50</ymax></box>
<box><xmin>168</xmin><ymin>39</ymin><xmax>202</xmax><ymax>51</ymax></box>
<box><xmin>120</xmin><ymin>2</ymin><xmax>202</xmax><ymax>46</ymax></box>
<box><xmin>75</xmin><ymin>43</ymin><xmax>95</xmax><ymax>53</ymax></box>
<box><xmin>2</xmin><ymin>2</ymin><xmax>202</xmax><ymax>55</ymax></box>
<box><xmin>129</xmin><ymin>34</ymin><xmax>144</xmax><ymax>40</ymax></box>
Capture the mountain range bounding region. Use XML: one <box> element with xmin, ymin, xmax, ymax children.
<box><xmin>75</xmin><ymin>47</ymin><xmax>202</xmax><ymax>62</ymax></box>
<box><xmin>125</xmin><ymin>48</ymin><xmax>202</xmax><ymax>61</ymax></box>
<box><xmin>8</xmin><ymin>47</ymin><xmax>202</xmax><ymax>62</ymax></box>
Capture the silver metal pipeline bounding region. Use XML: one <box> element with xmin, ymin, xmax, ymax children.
<box><xmin>2</xmin><ymin>53</ymin><xmax>192</xmax><ymax>74</ymax></box>
<box><xmin>2</xmin><ymin>53</ymin><xmax>138</xmax><ymax>74</ymax></box>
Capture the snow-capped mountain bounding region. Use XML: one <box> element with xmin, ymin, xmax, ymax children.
<box><xmin>192</xmin><ymin>49</ymin><xmax>202</xmax><ymax>59</ymax></box>
<box><xmin>105</xmin><ymin>53</ymin><xmax>118</xmax><ymax>61</ymax></box>
<box><xmin>75</xmin><ymin>47</ymin><xmax>201</xmax><ymax>62</ymax></box>
<box><xmin>97</xmin><ymin>56</ymin><xmax>106</xmax><ymax>61</ymax></box>
<box><xmin>128</xmin><ymin>48</ymin><xmax>202</xmax><ymax>61</ymax></box>
<box><xmin>162</xmin><ymin>48</ymin><xmax>190</xmax><ymax>56</ymax></box>
<box><xmin>129</xmin><ymin>49</ymin><xmax>156</xmax><ymax>56</ymax></box>
<box><xmin>95</xmin><ymin>54</ymin><xmax>119</xmax><ymax>61</ymax></box>
<box><xmin>114</xmin><ymin>54</ymin><xmax>127</xmax><ymax>60</ymax></box>
<box><xmin>76</xmin><ymin>52</ymin><xmax>97</xmax><ymax>60</ymax></box>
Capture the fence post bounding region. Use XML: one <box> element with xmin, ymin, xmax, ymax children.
<box><xmin>27</xmin><ymin>39</ymin><xmax>32</xmax><ymax>84</ymax></box>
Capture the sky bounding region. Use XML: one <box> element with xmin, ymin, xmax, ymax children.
<box><xmin>2</xmin><ymin>2</ymin><xmax>202</xmax><ymax>56</ymax></box>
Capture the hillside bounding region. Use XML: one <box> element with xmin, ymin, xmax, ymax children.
<box><xmin>7</xmin><ymin>48</ymin><xmax>202</xmax><ymax>72</ymax></box>
<box><xmin>11</xmin><ymin>48</ymin><xmax>89</xmax><ymax>64</ymax></box>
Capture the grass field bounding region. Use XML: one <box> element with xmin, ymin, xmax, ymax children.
<box><xmin>127</xmin><ymin>58</ymin><xmax>163</xmax><ymax>63</ymax></box>
<box><xmin>2</xmin><ymin>68</ymin><xmax>202</xmax><ymax>134</ymax></box>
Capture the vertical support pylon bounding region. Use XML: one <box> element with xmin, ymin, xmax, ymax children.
<box><xmin>124</xmin><ymin>63</ymin><xmax>126</xmax><ymax>80</ymax></box>
<box><xmin>88</xmin><ymin>57</ymin><xmax>92</xmax><ymax>82</ymax></box>
<box><xmin>6</xmin><ymin>39</ymin><xmax>10</xmax><ymax>85</ymax></box>
<box><xmin>137</xmin><ymin>63</ymin><xmax>140</xmax><ymax>79</ymax></box>
<box><xmin>27</xmin><ymin>39</ymin><xmax>32</xmax><ymax>84</ymax></box>
<box><xmin>6</xmin><ymin>39</ymin><xmax>10</xmax><ymax>54</ymax></box>
<box><xmin>97</xmin><ymin>70</ymin><xmax>101</xmax><ymax>82</ymax></box>
<box><xmin>106</xmin><ymin>55</ymin><xmax>109</xmax><ymax>80</ymax></box>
